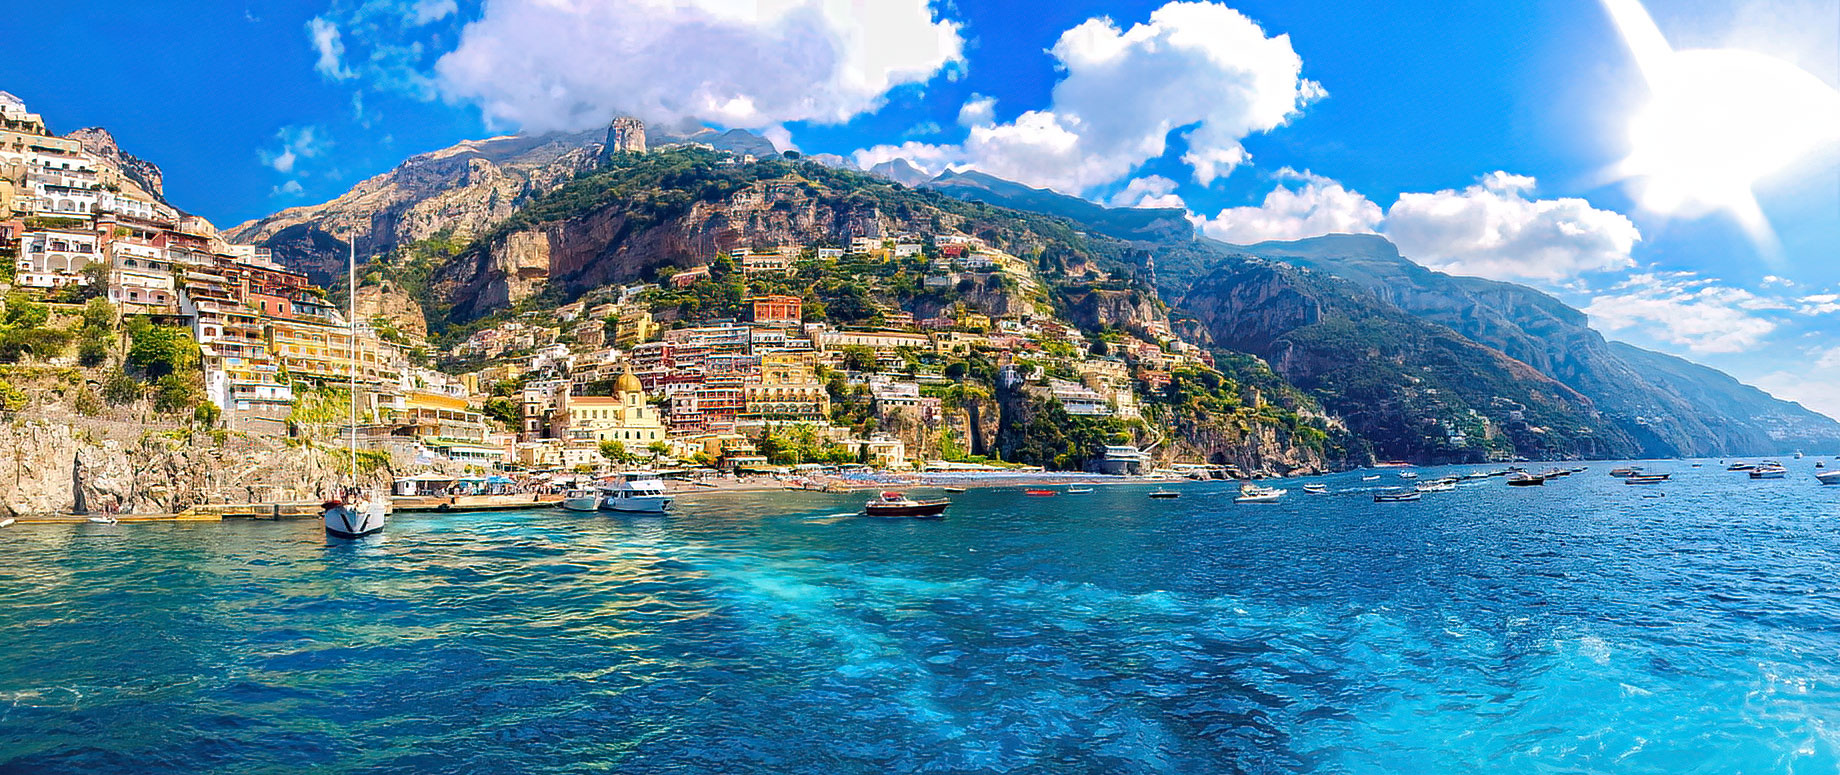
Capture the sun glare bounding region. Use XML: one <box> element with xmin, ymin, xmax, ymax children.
<box><xmin>1603</xmin><ymin>0</ymin><xmax>1840</xmax><ymax>248</ymax></box>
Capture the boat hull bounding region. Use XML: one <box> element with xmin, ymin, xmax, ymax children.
<box><xmin>323</xmin><ymin>502</ymin><xmax>385</xmax><ymax>539</ymax></box>
<box><xmin>600</xmin><ymin>495</ymin><xmax>673</xmax><ymax>513</ymax></box>
<box><xmin>865</xmin><ymin>502</ymin><xmax>949</xmax><ymax>518</ymax></box>
<box><xmin>558</xmin><ymin>496</ymin><xmax>601</xmax><ymax>512</ymax></box>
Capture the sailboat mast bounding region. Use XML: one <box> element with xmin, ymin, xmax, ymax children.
<box><xmin>348</xmin><ymin>241</ymin><xmax>358</xmax><ymax>486</ymax></box>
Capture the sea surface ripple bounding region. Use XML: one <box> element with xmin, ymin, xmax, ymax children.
<box><xmin>3</xmin><ymin>460</ymin><xmax>1840</xmax><ymax>773</ymax></box>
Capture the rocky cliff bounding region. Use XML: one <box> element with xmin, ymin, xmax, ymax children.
<box><xmin>226</xmin><ymin>131</ymin><xmax>606</xmax><ymax>283</ymax></box>
<box><xmin>67</xmin><ymin>126</ymin><xmax>168</xmax><ymax>206</ymax></box>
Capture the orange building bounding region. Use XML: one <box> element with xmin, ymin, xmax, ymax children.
<box><xmin>747</xmin><ymin>294</ymin><xmax>802</xmax><ymax>327</ymax></box>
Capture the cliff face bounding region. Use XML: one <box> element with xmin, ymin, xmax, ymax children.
<box><xmin>67</xmin><ymin>127</ymin><xmax>168</xmax><ymax>206</ymax></box>
<box><xmin>225</xmin><ymin>131</ymin><xmax>605</xmax><ymax>283</ymax></box>
<box><xmin>353</xmin><ymin>280</ymin><xmax>429</xmax><ymax>340</ymax></box>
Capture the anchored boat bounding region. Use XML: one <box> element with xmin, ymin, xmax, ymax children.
<box><xmin>558</xmin><ymin>488</ymin><xmax>601</xmax><ymax>512</ymax></box>
<box><xmin>1374</xmin><ymin>491</ymin><xmax>1421</xmax><ymax>502</ymax></box>
<box><xmin>599</xmin><ymin>472</ymin><xmax>674</xmax><ymax>513</ymax></box>
<box><xmin>323</xmin><ymin>242</ymin><xmax>385</xmax><ymax>541</ymax></box>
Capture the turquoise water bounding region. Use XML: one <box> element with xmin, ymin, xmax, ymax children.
<box><xmin>3</xmin><ymin>461</ymin><xmax>1840</xmax><ymax>773</ymax></box>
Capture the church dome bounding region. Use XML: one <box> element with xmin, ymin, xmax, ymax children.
<box><xmin>615</xmin><ymin>366</ymin><xmax>643</xmax><ymax>395</ymax></box>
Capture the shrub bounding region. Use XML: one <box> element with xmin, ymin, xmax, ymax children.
<box><xmin>102</xmin><ymin>371</ymin><xmax>143</xmax><ymax>405</ymax></box>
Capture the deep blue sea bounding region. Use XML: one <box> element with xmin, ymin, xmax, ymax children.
<box><xmin>4</xmin><ymin>460</ymin><xmax>1840</xmax><ymax>774</ymax></box>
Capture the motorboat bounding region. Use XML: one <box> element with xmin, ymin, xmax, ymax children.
<box><xmin>864</xmin><ymin>491</ymin><xmax>949</xmax><ymax>518</ymax></box>
<box><xmin>1302</xmin><ymin>483</ymin><xmax>1329</xmax><ymax>495</ymax></box>
<box><xmin>1148</xmin><ymin>489</ymin><xmax>1180</xmax><ymax>499</ymax></box>
<box><xmin>1066</xmin><ymin>486</ymin><xmax>1094</xmax><ymax>494</ymax></box>
<box><xmin>942</xmin><ymin>487</ymin><xmax>968</xmax><ymax>493</ymax></box>
<box><xmin>1506</xmin><ymin>473</ymin><xmax>1546</xmax><ymax>487</ymax></box>
<box><xmin>1024</xmin><ymin>489</ymin><xmax>1058</xmax><ymax>496</ymax></box>
<box><xmin>1749</xmin><ymin>466</ymin><xmax>1788</xmax><ymax>480</ymax></box>
<box><xmin>600</xmin><ymin>472</ymin><xmax>674</xmax><ymax>513</ymax></box>
<box><xmin>322</xmin><ymin>491</ymin><xmax>386</xmax><ymax>539</ymax></box>
<box><xmin>1398</xmin><ymin>471</ymin><xmax>1419</xmax><ymax>480</ymax></box>
<box><xmin>558</xmin><ymin>488</ymin><xmax>601</xmax><ymax>512</ymax></box>
<box><xmin>1624</xmin><ymin>474</ymin><xmax>1670</xmax><ymax>485</ymax></box>
<box><xmin>1374</xmin><ymin>491</ymin><xmax>1420</xmax><ymax>502</ymax></box>
<box><xmin>1414</xmin><ymin>478</ymin><xmax>1458</xmax><ymax>493</ymax></box>
<box><xmin>1609</xmin><ymin>466</ymin><xmax>1643</xmax><ymax>477</ymax></box>
<box><xmin>1361</xmin><ymin>475</ymin><xmax>1381</xmax><ymax>481</ymax></box>
<box><xmin>1727</xmin><ymin>462</ymin><xmax>1754</xmax><ymax>471</ymax></box>
<box><xmin>1816</xmin><ymin>470</ymin><xmax>1840</xmax><ymax>485</ymax></box>
<box><xmin>1235</xmin><ymin>484</ymin><xmax>1287</xmax><ymax>503</ymax></box>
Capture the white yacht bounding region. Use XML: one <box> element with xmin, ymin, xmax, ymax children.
<box><xmin>1234</xmin><ymin>483</ymin><xmax>1287</xmax><ymax>503</ymax></box>
<box><xmin>558</xmin><ymin>488</ymin><xmax>601</xmax><ymax>512</ymax></box>
<box><xmin>1097</xmin><ymin>445</ymin><xmax>1152</xmax><ymax>476</ymax></box>
<box><xmin>599</xmin><ymin>472</ymin><xmax>674</xmax><ymax>513</ymax></box>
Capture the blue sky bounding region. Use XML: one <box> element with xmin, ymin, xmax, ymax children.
<box><xmin>6</xmin><ymin>0</ymin><xmax>1839</xmax><ymax>415</ymax></box>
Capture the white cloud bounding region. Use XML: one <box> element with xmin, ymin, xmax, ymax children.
<box><xmin>1193</xmin><ymin>169</ymin><xmax>1382</xmax><ymax>243</ymax></box>
<box><xmin>957</xmin><ymin>94</ymin><xmax>996</xmax><ymax>127</ymax></box>
<box><xmin>1753</xmin><ymin>346</ymin><xmax>1840</xmax><ymax>421</ymax></box>
<box><xmin>1383</xmin><ymin>172</ymin><xmax>1641</xmax><ymax>282</ymax></box>
<box><xmin>853</xmin><ymin>1</ymin><xmax>1323</xmax><ymax>195</ymax></box>
<box><xmin>431</xmin><ymin>0</ymin><xmax>964</xmax><ymax>132</ymax></box>
<box><xmin>259</xmin><ymin>125</ymin><xmax>327</xmax><ymax>175</ymax></box>
<box><xmin>760</xmin><ymin>125</ymin><xmax>795</xmax><ymax>153</ymax></box>
<box><xmin>1109</xmin><ymin>176</ymin><xmax>1187</xmax><ymax>209</ymax></box>
<box><xmin>409</xmin><ymin>0</ymin><xmax>456</xmax><ymax>25</ymax></box>
<box><xmin>271</xmin><ymin>180</ymin><xmax>306</xmax><ymax>197</ymax></box>
<box><xmin>307</xmin><ymin>17</ymin><xmax>356</xmax><ymax>81</ymax></box>
<box><xmin>1799</xmin><ymin>293</ymin><xmax>1840</xmax><ymax>315</ymax></box>
<box><xmin>1582</xmin><ymin>272</ymin><xmax>1782</xmax><ymax>353</ymax></box>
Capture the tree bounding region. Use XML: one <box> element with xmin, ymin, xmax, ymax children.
<box><xmin>126</xmin><ymin>317</ymin><xmax>196</xmax><ymax>379</ymax></box>
<box><xmin>481</xmin><ymin>397</ymin><xmax>521</xmax><ymax>431</ymax></box>
<box><xmin>599</xmin><ymin>440</ymin><xmax>629</xmax><ymax>465</ymax></box>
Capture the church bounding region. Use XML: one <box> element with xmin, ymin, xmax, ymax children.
<box><xmin>555</xmin><ymin>366</ymin><xmax>666</xmax><ymax>446</ymax></box>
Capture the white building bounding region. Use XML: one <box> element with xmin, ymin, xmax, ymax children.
<box><xmin>17</xmin><ymin>229</ymin><xmax>100</xmax><ymax>288</ymax></box>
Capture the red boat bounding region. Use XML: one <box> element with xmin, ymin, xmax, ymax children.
<box><xmin>864</xmin><ymin>492</ymin><xmax>950</xmax><ymax>518</ymax></box>
<box><xmin>1024</xmin><ymin>489</ymin><xmax>1058</xmax><ymax>496</ymax></box>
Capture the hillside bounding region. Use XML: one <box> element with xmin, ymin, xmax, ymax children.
<box><xmin>1177</xmin><ymin>255</ymin><xmax>1636</xmax><ymax>462</ymax></box>
<box><xmin>923</xmin><ymin>169</ymin><xmax>1194</xmax><ymax>242</ymax></box>
<box><xmin>1186</xmin><ymin>234</ymin><xmax>1840</xmax><ymax>456</ymax></box>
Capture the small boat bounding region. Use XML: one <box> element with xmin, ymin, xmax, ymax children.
<box><xmin>1727</xmin><ymin>462</ymin><xmax>1754</xmax><ymax>471</ymax></box>
<box><xmin>558</xmin><ymin>489</ymin><xmax>601</xmax><ymax>512</ymax></box>
<box><xmin>1302</xmin><ymin>483</ymin><xmax>1329</xmax><ymax>495</ymax></box>
<box><xmin>86</xmin><ymin>515</ymin><xmax>118</xmax><ymax>525</ymax></box>
<box><xmin>1816</xmin><ymin>470</ymin><xmax>1840</xmax><ymax>485</ymax></box>
<box><xmin>325</xmin><ymin>241</ymin><xmax>386</xmax><ymax>541</ymax></box>
<box><xmin>1414</xmin><ymin>479</ymin><xmax>1457</xmax><ymax>493</ymax></box>
<box><xmin>1398</xmin><ymin>471</ymin><xmax>1419</xmax><ymax>480</ymax></box>
<box><xmin>1609</xmin><ymin>466</ymin><xmax>1643</xmax><ymax>477</ymax></box>
<box><xmin>1066</xmin><ymin>486</ymin><xmax>1094</xmax><ymax>494</ymax></box>
<box><xmin>1235</xmin><ymin>484</ymin><xmax>1287</xmax><ymax>504</ymax></box>
<box><xmin>1506</xmin><ymin>473</ymin><xmax>1545</xmax><ymax>487</ymax></box>
<box><xmin>600</xmin><ymin>472</ymin><xmax>674</xmax><ymax>513</ymax></box>
<box><xmin>942</xmin><ymin>487</ymin><xmax>968</xmax><ymax>493</ymax></box>
<box><xmin>1374</xmin><ymin>491</ymin><xmax>1420</xmax><ymax>503</ymax></box>
<box><xmin>1624</xmin><ymin>474</ymin><xmax>1670</xmax><ymax>485</ymax></box>
<box><xmin>1361</xmin><ymin>475</ymin><xmax>1381</xmax><ymax>482</ymax></box>
<box><xmin>864</xmin><ymin>491</ymin><xmax>949</xmax><ymax>518</ymax></box>
<box><xmin>1749</xmin><ymin>466</ymin><xmax>1787</xmax><ymax>480</ymax></box>
<box><xmin>0</xmin><ymin>517</ymin><xmax>13</xmax><ymax>528</ymax></box>
<box><xmin>1148</xmin><ymin>489</ymin><xmax>1180</xmax><ymax>499</ymax></box>
<box><xmin>1024</xmin><ymin>489</ymin><xmax>1058</xmax><ymax>496</ymax></box>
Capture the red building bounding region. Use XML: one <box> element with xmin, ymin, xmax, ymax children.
<box><xmin>747</xmin><ymin>294</ymin><xmax>803</xmax><ymax>327</ymax></box>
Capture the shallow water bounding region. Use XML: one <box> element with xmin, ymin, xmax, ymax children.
<box><xmin>3</xmin><ymin>460</ymin><xmax>1840</xmax><ymax>773</ymax></box>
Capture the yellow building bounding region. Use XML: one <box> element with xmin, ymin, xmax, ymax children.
<box><xmin>613</xmin><ymin>305</ymin><xmax>657</xmax><ymax>347</ymax></box>
<box><xmin>742</xmin><ymin>353</ymin><xmax>831</xmax><ymax>421</ymax></box>
<box><xmin>558</xmin><ymin>367</ymin><xmax>666</xmax><ymax>446</ymax></box>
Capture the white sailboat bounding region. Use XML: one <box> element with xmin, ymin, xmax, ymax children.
<box><xmin>323</xmin><ymin>241</ymin><xmax>385</xmax><ymax>539</ymax></box>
